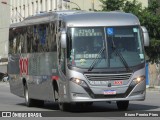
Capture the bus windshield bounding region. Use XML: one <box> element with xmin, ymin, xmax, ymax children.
<box><xmin>67</xmin><ymin>27</ymin><xmax>144</xmax><ymax>69</ymax></box>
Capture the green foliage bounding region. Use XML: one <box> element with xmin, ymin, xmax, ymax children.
<box><xmin>100</xmin><ymin>0</ymin><xmax>160</xmax><ymax>63</ymax></box>
<box><xmin>145</xmin><ymin>39</ymin><xmax>160</xmax><ymax>63</ymax></box>
<box><xmin>123</xmin><ymin>0</ymin><xmax>142</xmax><ymax>16</ymax></box>
<box><xmin>148</xmin><ymin>0</ymin><xmax>160</xmax><ymax>14</ymax></box>
<box><xmin>100</xmin><ymin>0</ymin><xmax>126</xmax><ymax>11</ymax></box>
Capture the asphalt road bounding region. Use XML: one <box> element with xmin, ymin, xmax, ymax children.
<box><xmin>0</xmin><ymin>82</ymin><xmax>160</xmax><ymax>120</ymax></box>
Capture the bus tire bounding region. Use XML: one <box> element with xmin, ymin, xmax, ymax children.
<box><xmin>76</xmin><ymin>102</ymin><xmax>93</xmax><ymax>107</ymax></box>
<box><xmin>35</xmin><ymin>100</ymin><xmax>44</xmax><ymax>107</ymax></box>
<box><xmin>53</xmin><ymin>83</ymin><xmax>70</xmax><ymax>111</ymax></box>
<box><xmin>54</xmin><ymin>88</ymin><xmax>59</xmax><ymax>102</ymax></box>
<box><xmin>55</xmin><ymin>90</ymin><xmax>70</xmax><ymax>111</ymax></box>
<box><xmin>24</xmin><ymin>84</ymin><xmax>34</xmax><ymax>107</ymax></box>
<box><xmin>85</xmin><ymin>102</ymin><xmax>93</xmax><ymax>106</ymax></box>
<box><xmin>59</xmin><ymin>102</ymin><xmax>70</xmax><ymax>111</ymax></box>
<box><xmin>116</xmin><ymin>101</ymin><xmax>129</xmax><ymax>110</ymax></box>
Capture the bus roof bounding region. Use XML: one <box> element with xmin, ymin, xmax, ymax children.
<box><xmin>63</xmin><ymin>12</ymin><xmax>140</xmax><ymax>27</ymax></box>
<box><xmin>10</xmin><ymin>10</ymin><xmax>140</xmax><ymax>28</ymax></box>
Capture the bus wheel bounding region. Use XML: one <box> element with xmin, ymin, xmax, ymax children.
<box><xmin>55</xmin><ymin>90</ymin><xmax>70</xmax><ymax>111</ymax></box>
<box><xmin>76</xmin><ymin>102</ymin><xmax>93</xmax><ymax>107</ymax></box>
<box><xmin>59</xmin><ymin>102</ymin><xmax>70</xmax><ymax>111</ymax></box>
<box><xmin>35</xmin><ymin>100</ymin><xmax>44</xmax><ymax>107</ymax></box>
<box><xmin>24</xmin><ymin>84</ymin><xmax>34</xmax><ymax>107</ymax></box>
<box><xmin>116</xmin><ymin>101</ymin><xmax>129</xmax><ymax>110</ymax></box>
<box><xmin>85</xmin><ymin>102</ymin><xmax>93</xmax><ymax>106</ymax></box>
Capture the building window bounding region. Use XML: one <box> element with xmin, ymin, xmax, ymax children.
<box><xmin>15</xmin><ymin>7</ymin><xmax>18</xmax><ymax>21</ymax></box>
<box><xmin>46</xmin><ymin>0</ymin><xmax>48</xmax><ymax>11</ymax></box>
<box><xmin>36</xmin><ymin>1</ymin><xmax>38</xmax><ymax>13</ymax></box>
<box><xmin>19</xmin><ymin>6</ymin><xmax>21</xmax><ymax>19</ymax></box>
<box><xmin>32</xmin><ymin>2</ymin><xmax>34</xmax><ymax>15</ymax></box>
<box><xmin>50</xmin><ymin>0</ymin><xmax>52</xmax><ymax>11</ymax></box>
<box><xmin>23</xmin><ymin>5</ymin><xmax>25</xmax><ymax>18</ymax></box>
<box><xmin>40</xmin><ymin>0</ymin><xmax>42</xmax><ymax>12</ymax></box>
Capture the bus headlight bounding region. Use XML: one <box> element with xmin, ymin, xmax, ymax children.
<box><xmin>70</xmin><ymin>78</ymin><xmax>87</xmax><ymax>87</ymax></box>
<box><xmin>132</xmin><ymin>76</ymin><xmax>145</xmax><ymax>85</ymax></box>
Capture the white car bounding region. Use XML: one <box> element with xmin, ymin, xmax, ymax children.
<box><xmin>2</xmin><ymin>76</ymin><xmax>8</xmax><ymax>82</ymax></box>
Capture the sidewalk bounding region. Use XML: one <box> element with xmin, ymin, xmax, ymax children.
<box><xmin>0</xmin><ymin>81</ymin><xmax>9</xmax><ymax>84</ymax></box>
<box><xmin>146</xmin><ymin>86</ymin><xmax>160</xmax><ymax>92</ymax></box>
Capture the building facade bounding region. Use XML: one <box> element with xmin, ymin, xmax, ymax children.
<box><xmin>8</xmin><ymin>0</ymin><xmax>102</xmax><ymax>23</ymax></box>
<box><xmin>68</xmin><ymin>0</ymin><xmax>102</xmax><ymax>11</ymax></box>
<box><xmin>3</xmin><ymin>0</ymin><xmax>149</xmax><ymax>24</ymax></box>
<box><xmin>0</xmin><ymin>0</ymin><xmax>10</xmax><ymax>66</ymax></box>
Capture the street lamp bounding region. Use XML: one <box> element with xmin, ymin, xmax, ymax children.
<box><xmin>1</xmin><ymin>1</ymin><xmax>25</xmax><ymax>20</ymax></box>
<box><xmin>63</xmin><ymin>0</ymin><xmax>81</xmax><ymax>10</ymax></box>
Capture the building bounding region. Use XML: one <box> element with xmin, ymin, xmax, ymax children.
<box><xmin>8</xmin><ymin>0</ymin><xmax>102</xmax><ymax>23</ymax></box>
<box><xmin>67</xmin><ymin>0</ymin><xmax>102</xmax><ymax>11</ymax></box>
<box><xmin>3</xmin><ymin>0</ymin><xmax>149</xmax><ymax>24</ymax></box>
<box><xmin>10</xmin><ymin>0</ymin><xmax>59</xmax><ymax>23</ymax></box>
<box><xmin>0</xmin><ymin>0</ymin><xmax>10</xmax><ymax>74</ymax></box>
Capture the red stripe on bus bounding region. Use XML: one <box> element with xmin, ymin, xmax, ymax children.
<box><xmin>52</xmin><ymin>76</ymin><xmax>59</xmax><ymax>80</ymax></box>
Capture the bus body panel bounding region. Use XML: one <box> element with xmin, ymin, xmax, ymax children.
<box><xmin>9</xmin><ymin>52</ymin><xmax>58</xmax><ymax>101</ymax></box>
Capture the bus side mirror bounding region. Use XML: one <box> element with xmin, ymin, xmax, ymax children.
<box><xmin>60</xmin><ymin>30</ymin><xmax>67</xmax><ymax>48</ymax></box>
<box><xmin>141</xmin><ymin>26</ymin><xmax>149</xmax><ymax>47</ymax></box>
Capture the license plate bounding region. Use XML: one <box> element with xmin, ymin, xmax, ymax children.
<box><xmin>103</xmin><ymin>90</ymin><xmax>116</xmax><ymax>95</ymax></box>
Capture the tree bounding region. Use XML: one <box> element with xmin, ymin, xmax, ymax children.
<box><xmin>100</xmin><ymin>0</ymin><xmax>126</xmax><ymax>11</ymax></box>
<box><xmin>100</xmin><ymin>0</ymin><xmax>160</xmax><ymax>63</ymax></box>
<box><xmin>140</xmin><ymin>0</ymin><xmax>160</xmax><ymax>63</ymax></box>
<box><xmin>123</xmin><ymin>0</ymin><xmax>142</xmax><ymax>17</ymax></box>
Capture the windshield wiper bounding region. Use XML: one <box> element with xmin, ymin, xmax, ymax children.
<box><xmin>111</xmin><ymin>37</ymin><xmax>131</xmax><ymax>72</ymax></box>
<box><xmin>88</xmin><ymin>47</ymin><xmax>105</xmax><ymax>71</ymax></box>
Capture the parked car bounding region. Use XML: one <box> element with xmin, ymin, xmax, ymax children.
<box><xmin>0</xmin><ymin>73</ymin><xmax>5</xmax><ymax>82</ymax></box>
<box><xmin>2</xmin><ymin>76</ymin><xmax>8</xmax><ymax>82</ymax></box>
<box><xmin>2</xmin><ymin>73</ymin><xmax>8</xmax><ymax>82</ymax></box>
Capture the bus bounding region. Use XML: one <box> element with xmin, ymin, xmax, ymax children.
<box><xmin>8</xmin><ymin>10</ymin><xmax>149</xmax><ymax>111</ymax></box>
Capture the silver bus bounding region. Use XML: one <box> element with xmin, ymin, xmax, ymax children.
<box><xmin>8</xmin><ymin>10</ymin><xmax>149</xmax><ymax>111</ymax></box>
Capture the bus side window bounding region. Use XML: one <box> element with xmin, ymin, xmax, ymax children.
<box><xmin>9</xmin><ymin>29</ymin><xmax>15</xmax><ymax>54</ymax></box>
<box><xmin>21</xmin><ymin>27</ymin><xmax>27</xmax><ymax>53</ymax></box>
<box><xmin>25</xmin><ymin>26</ymin><xmax>33</xmax><ymax>53</ymax></box>
<box><xmin>36</xmin><ymin>24</ymin><xmax>49</xmax><ymax>52</ymax></box>
<box><xmin>60</xmin><ymin>48</ymin><xmax>66</xmax><ymax>75</ymax></box>
<box><xmin>9</xmin><ymin>28</ymin><xmax>22</xmax><ymax>54</ymax></box>
<box><xmin>32</xmin><ymin>25</ymin><xmax>39</xmax><ymax>52</ymax></box>
<box><xmin>58</xmin><ymin>31</ymin><xmax>66</xmax><ymax>75</ymax></box>
<box><xmin>50</xmin><ymin>22</ymin><xmax>57</xmax><ymax>52</ymax></box>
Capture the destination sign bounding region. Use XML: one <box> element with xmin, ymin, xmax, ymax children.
<box><xmin>75</xmin><ymin>54</ymin><xmax>100</xmax><ymax>59</ymax></box>
<box><xmin>74</xmin><ymin>29</ymin><xmax>102</xmax><ymax>37</ymax></box>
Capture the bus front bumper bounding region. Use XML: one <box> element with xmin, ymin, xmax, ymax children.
<box><xmin>68</xmin><ymin>80</ymin><xmax>146</xmax><ymax>102</ymax></box>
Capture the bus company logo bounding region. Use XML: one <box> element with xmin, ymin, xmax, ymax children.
<box><xmin>19</xmin><ymin>57</ymin><xmax>29</xmax><ymax>76</ymax></box>
<box><xmin>114</xmin><ymin>80</ymin><xmax>123</xmax><ymax>85</ymax></box>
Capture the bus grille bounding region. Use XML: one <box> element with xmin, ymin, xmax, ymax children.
<box><xmin>84</xmin><ymin>73</ymin><xmax>132</xmax><ymax>81</ymax></box>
